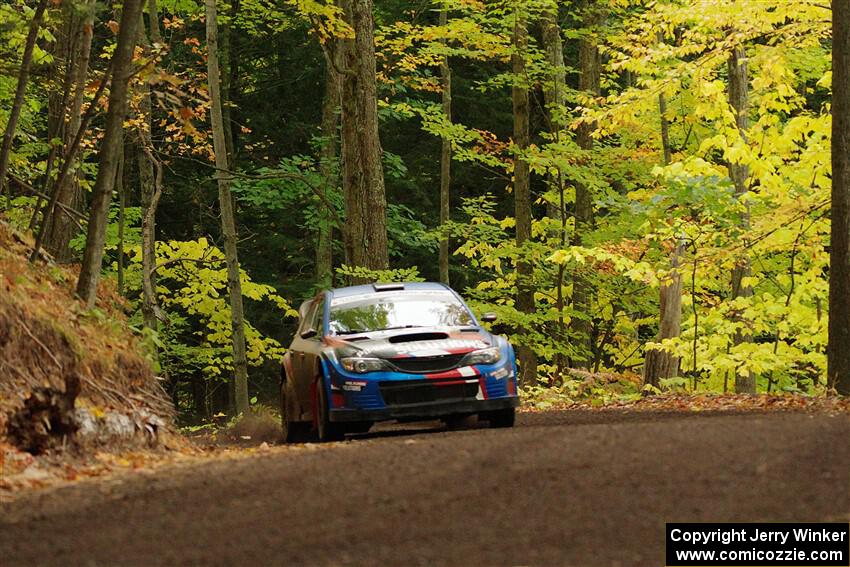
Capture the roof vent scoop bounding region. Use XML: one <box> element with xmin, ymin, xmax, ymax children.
<box><xmin>372</xmin><ymin>282</ymin><xmax>405</xmax><ymax>292</ymax></box>
<box><xmin>389</xmin><ymin>332</ymin><xmax>448</xmax><ymax>343</ymax></box>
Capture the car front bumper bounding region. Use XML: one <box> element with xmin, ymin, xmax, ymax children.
<box><xmin>328</xmin><ymin>396</ymin><xmax>519</xmax><ymax>423</ymax></box>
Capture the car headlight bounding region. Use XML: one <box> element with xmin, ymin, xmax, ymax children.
<box><xmin>463</xmin><ymin>347</ymin><xmax>501</xmax><ymax>366</ymax></box>
<box><xmin>341</xmin><ymin>357</ymin><xmax>387</xmax><ymax>373</ymax></box>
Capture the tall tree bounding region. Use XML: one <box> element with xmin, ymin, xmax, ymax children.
<box><xmin>27</xmin><ymin>3</ymin><xmax>75</xmax><ymax>232</ymax></box>
<box><xmin>512</xmin><ymin>4</ymin><xmax>537</xmax><ymax>387</ymax></box>
<box><xmin>0</xmin><ymin>0</ymin><xmax>49</xmax><ymax>200</ymax></box>
<box><xmin>541</xmin><ymin>0</ymin><xmax>568</xmax><ymax>377</ymax></box>
<box><xmin>829</xmin><ymin>0</ymin><xmax>850</xmax><ymax>396</ymax></box>
<box><xmin>644</xmin><ymin>245</ymin><xmax>683</xmax><ymax>387</ymax></box>
<box><xmin>337</xmin><ymin>0</ymin><xmax>389</xmax><ymax>277</ymax></box>
<box><xmin>220</xmin><ymin>0</ymin><xmax>237</xmax><ymax>166</ymax></box>
<box><xmin>76</xmin><ymin>0</ymin><xmax>144</xmax><ymax>305</ymax></box>
<box><xmin>438</xmin><ymin>2</ymin><xmax>452</xmax><ymax>285</ymax></box>
<box><xmin>44</xmin><ymin>0</ymin><xmax>96</xmax><ymax>260</ymax></box>
<box><xmin>727</xmin><ymin>45</ymin><xmax>755</xmax><ymax>394</ymax></box>
<box><xmin>644</xmin><ymin>87</ymin><xmax>683</xmax><ymax>388</ymax></box>
<box><xmin>571</xmin><ymin>1</ymin><xmax>601</xmax><ymax>368</ymax></box>
<box><xmin>137</xmin><ymin>0</ymin><xmax>162</xmax><ymax>331</ymax></box>
<box><xmin>316</xmin><ymin>49</ymin><xmax>341</xmax><ymax>290</ymax></box>
<box><xmin>206</xmin><ymin>0</ymin><xmax>250</xmax><ymax>415</ymax></box>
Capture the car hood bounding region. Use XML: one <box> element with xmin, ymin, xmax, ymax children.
<box><xmin>323</xmin><ymin>327</ymin><xmax>494</xmax><ymax>360</ymax></box>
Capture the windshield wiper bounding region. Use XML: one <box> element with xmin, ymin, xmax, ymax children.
<box><xmin>337</xmin><ymin>329</ymin><xmax>368</xmax><ymax>335</ymax></box>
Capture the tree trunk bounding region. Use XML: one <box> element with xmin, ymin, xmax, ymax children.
<box><xmin>45</xmin><ymin>0</ymin><xmax>96</xmax><ymax>261</ymax></box>
<box><xmin>644</xmin><ymin>91</ymin><xmax>683</xmax><ymax>389</ymax></box>
<box><xmin>644</xmin><ymin>242</ymin><xmax>683</xmax><ymax>388</ymax></box>
<box><xmin>658</xmin><ymin>94</ymin><xmax>672</xmax><ymax>166</ymax></box>
<box><xmin>338</xmin><ymin>0</ymin><xmax>389</xmax><ymax>279</ymax></box>
<box><xmin>137</xmin><ymin>0</ymin><xmax>160</xmax><ymax>331</ymax></box>
<box><xmin>541</xmin><ymin>0</ymin><xmax>567</xmax><ymax>378</ymax></box>
<box><xmin>76</xmin><ymin>0</ymin><xmax>144</xmax><ymax>305</ymax></box>
<box><xmin>117</xmin><ymin>148</ymin><xmax>125</xmax><ymax>295</ymax></box>
<box><xmin>206</xmin><ymin>0</ymin><xmax>250</xmax><ymax>416</ymax></box>
<box><xmin>29</xmin><ymin>7</ymin><xmax>76</xmax><ymax>232</ymax></box>
<box><xmin>829</xmin><ymin>0</ymin><xmax>850</xmax><ymax>396</ymax></box>
<box><xmin>438</xmin><ymin>3</ymin><xmax>452</xmax><ymax>285</ymax></box>
<box><xmin>224</xmin><ymin>0</ymin><xmax>240</xmax><ymax>164</ymax></box>
<box><xmin>30</xmin><ymin>58</ymin><xmax>114</xmax><ymax>264</ymax></box>
<box><xmin>571</xmin><ymin>2</ymin><xmax>601</xmax><ymax>368</ymax></box>
<box><xmin>541</xmin><ymin>0</ymin><xmax>565</xmax><ymax>206</ymax></box>
<box><xmin>0</xmin><ymin>0</ymin><xmax>49</xmax><ymax>200</ymax></box>
<box><xmin>727</xmin><ymin>45</ymin><xmax>756</xmax><ymax>394</ymax></box>
<box><xmin>316</xmin><ymin>50</ymin><xmax>341</xmax><ymax>290</ymax></box>
<box><xmin>512</xmin><ymin>6</ymin><xmax>537</xmax><ymax>388</ymax></box>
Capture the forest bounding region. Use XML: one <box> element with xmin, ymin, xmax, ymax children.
<box><xmin>1</xmin><ymin>0</ymin><xmax>850</xmax><ymax>423</ymax></box>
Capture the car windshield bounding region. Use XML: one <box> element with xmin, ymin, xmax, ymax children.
<box><xmin>328</xmin><ymin>290</ymin><xmax>474</xmax><ymax>335</ymax></box>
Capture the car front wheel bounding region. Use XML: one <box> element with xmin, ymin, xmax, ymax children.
<box><xmin>316</xmin><ymin>378</ymin><xmax>345</xmax><ymax>442</ymax></box>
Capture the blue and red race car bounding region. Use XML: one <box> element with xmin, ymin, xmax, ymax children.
<box><xmin>280</xmin><ymin>282</ymin><xmax>519</xmax><ymax>442</ymax></box>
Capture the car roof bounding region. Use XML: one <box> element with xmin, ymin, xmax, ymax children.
<box><xmin>328</xmin><ymin>281</ymin><xmax>452</xmax><ymax>298</ymax></box>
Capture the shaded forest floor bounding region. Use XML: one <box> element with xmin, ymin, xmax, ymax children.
<box><xmin>524</xmin><ymin>391</ymin><xmax>850</xmax><ymax>413</ymax></box>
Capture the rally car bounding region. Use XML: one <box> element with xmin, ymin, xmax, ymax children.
<box><xmin>280</xmin><ymin>282</ymin><xmax>519</xmax><ymax>442</ymax></box>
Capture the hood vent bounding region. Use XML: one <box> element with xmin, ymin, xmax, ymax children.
<box><xmin>388</xmin><ymin>332</ymin><xmax>449</xmax><ymax>343</ymax></box>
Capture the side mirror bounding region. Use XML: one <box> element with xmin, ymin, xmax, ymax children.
<box><xmin>480</xmin><ymin>312</ymin><xmax>498</xmax><ymax>323</ymax></box>
<box><xmin>300</xmin><ymin>328</ymin><xmax>318</xmax><ymax>340</ymax></box>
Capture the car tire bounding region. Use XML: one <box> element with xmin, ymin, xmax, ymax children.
<box><xmin>280</xmin><ymin>380</ymin><xmax>311</xmax><ymax>443</ymax></box>
<box><xmin>486</xmin><ymin>407</ymin><xmax>515</xmax><ymax>429</ymax></box>
<box><xmin>316</xmin><ymin>377</ymin><xmax>345</xmax><ymax>442</ymax></box>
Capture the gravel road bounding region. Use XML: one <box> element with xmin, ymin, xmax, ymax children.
<box><xmin>1</xmin><ymin>410</ymin><xmax>848</xmax><ymax>566</ymax></box>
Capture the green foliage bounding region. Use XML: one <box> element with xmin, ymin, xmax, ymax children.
<box><xmin>2</xmin><ymin>0</ymin><xmax>840</xmax><ymax>418</ymax></box>
<box><xmin>5</xmin><ymin>196</ymin><xmax>38</xmax><ymax>231</ymax></box>
<box><xmin>126</xmin><ymin>237</ymin><xmax>297</xmax><ymax>377</ymax></box>
<box><xmin>335</xmin><ymin>264</ymin><xmax>424</xmax><ymax>284</ymax></box>
<box><xmin>521</xmin><ymin>372</ymin><xmax>643</xmax><ymax>410</ymax></box>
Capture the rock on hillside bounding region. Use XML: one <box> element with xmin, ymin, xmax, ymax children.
<box><xmin>0</xmin><ymin>221</ymin><xmax>174</xmax><ymax>454</ymax></box>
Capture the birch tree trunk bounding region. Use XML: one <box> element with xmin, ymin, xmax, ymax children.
<box><xmin>0</xmin><ymin>0</ymin><xmax>49</xmax><ymax>200</ymax></box>
<box><xmin>76</xmin><ymin>0</ymin><xmax>145</xmax><ymax>306</ymax></box>
<box><xmin>206</xmin><ymin>0</ymin><xmax>250</xmax><ymax>415</ymax></box>
<box><xmin>727</xmin><ymin>45</ymin><xmax>756</xmax><ymax>394</ymax></box>
<box><xmin>512</xmin><ymin>6</ymin><xmax>537</xmax><ymax>387</ymax></box>
<box><xmin>829</xmin><ymin>0</ymin><xmax>850</xmax><ymax>396</ymax></box>
<box><xmin>438</xmin><ymin>2</ymin><xmax>452</xmax><ymax>285</ymax></box>
<box><xmin>338</xmin><ymin>0</ymin><xmax>389</xmax><ymax>279</ymax></box>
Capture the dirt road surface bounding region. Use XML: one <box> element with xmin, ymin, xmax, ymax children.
<box><xmin>1</xmin><ymin>410</ymin><xmax>848</xmax><ymax>566</ymax></box>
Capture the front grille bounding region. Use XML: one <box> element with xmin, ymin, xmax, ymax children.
<box><xmin>389</xmin><ymin>354</ymin><xmax>466</xmax><ymax>373</ymax></box>
<box><xmin>379</xmin><ymin>379</ymin><xmax>478</xmax><ymax>406</ymax></box>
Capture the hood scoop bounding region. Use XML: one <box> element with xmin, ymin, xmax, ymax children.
<box><xmin>388</xmin><ymin>332</ymin><xmax>449</xmax><ymax>343</ymax></box>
